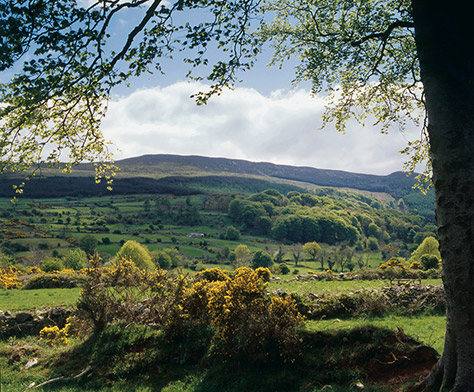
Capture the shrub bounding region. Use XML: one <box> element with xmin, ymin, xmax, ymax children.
<box><xmin>152</xmin><ymin>251</ymin><xmax>171</xmax><ymax>269</ymax></box>
<box><xmin>252</xmin><ymin>250</ymin><xmax>273</xmax><ymax>269</ymax></box>
<box><xmin>255</xmin><ymin>267</ymin><xmax>271</xmax><ymax>282</ymax></box>
<box><xmin>226</xmin><ymin>226</ymin><xmax>240</xmax><ymax>240</ymax></box>
<box><xmin>195</xmin><ymin>268</ymin><xmax>231</xmax><ymax>282</ymax></box>
<box><xmin>279</xmin><ymin>263</ymin><xmax>290</xmax><ymax>275</ymax></box>
<box><xmin>40</xmin><ymin>257</ymin><xmax>64</xmax><ymax>272</ymax></box>
<box><xmin>410</xmin><ymin>236</ymin><xmax>441</xmax><ymax>262</ymax></box>
<box><xmin>409</xmin><ymin>260</ymin><xmax>422</xmax><ymax>270</ymax></box>
<box><xmin>0</xmin><ymin>266</ymin><xmax>22</xmax><ymax>289</ymax></box>
<box><xmin>163</xmin><ymin>248</ymin><xmax>181</xmax><ymax>268</ymax></box>
<box><xmin>380</xmin><ymin>258</ymin><xmax>407</xmax><ymax>275</ymax></box>
<box><xmin>75</xmin><ymin>258</ymin><xmax>167</xmax><ymax>331</ymax></box>
<box><xmin>63</xmin><ymin>248</ymin><xmax>88</xmax><ymax>270</ymax></box>
<box><xmin>39</xmin><ymin>322</ymin><xmax>70</xmax><ymax>347</ymax></box>
<box><xmin>78</xmin><ymin>234</ymin><xmax>98</xmax><ymax>256</ymax></box>
<box><xmin>367</xmin><ymin>237</ymin><xmax>379</xmax><ymax>251</ymax></box>
<box><xmin>205</xmin><ymin>267</ymin><xmax>304</xmax><ymax>362</ymax></box>
<box><xmin>113</xmin><ymin>240</ymin><xmax>155</xmax><ymax>271</ymax></box>
<box><xmin>74</xmin><ymin>264</ymin><xmax>305</xmax><ymax>364</ymax></box>
<box><xmin>23</xmin><ymin>270</ymin><xmax>86</xmax><ymax>289</ymax></box>
<box><xmin>233</xmin><ymin>244</ymin><xmax>251</xmax><ymax>268</ymax></box>
<box><xmin>421</xmin><ymin>254</ymin><xmax>440</xmax><ymax>270</ymax></box>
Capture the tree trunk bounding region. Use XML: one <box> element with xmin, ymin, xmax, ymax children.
<box><xmin>412</xmin><ymin>1</ymin><xmax>474</xmax><ymax>390</ymax></box>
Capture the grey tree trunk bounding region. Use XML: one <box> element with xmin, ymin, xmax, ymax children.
<box><xmin>412</xmin><ymin>1</ymin><xmax>474</xmax><ymax>390</ymax></box>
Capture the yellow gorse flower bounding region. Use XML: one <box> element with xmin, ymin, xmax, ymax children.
<box><xmin>0</xmin><ymin>267</ymin><xmax>22</xmax><ymax>289</ymax></box>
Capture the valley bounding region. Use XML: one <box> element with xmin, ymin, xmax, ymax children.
<box><xmin>0</xmin><ymin>155</ymin><xmax>442</xmax><ymax>392</ymax></box>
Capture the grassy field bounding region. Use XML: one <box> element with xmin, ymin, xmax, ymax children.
<box><xmin>0</xmin><ymin>268</ymin><xmax>445</xmax><ymax>392</ymax></box>
<box><xmin>0</xmin><ymin>277</ymin><xmax>445</xmax><ymax>350</ymax></box>
<box><xmin>307</xmin><ymin>315</ymin><xmax>446</xmax><ymax>354</ymax></box>
<box><xmin>0</xmin><ymin>288</ymin><xmax>81</xmax><ymax>312</ymax></box>
<box><xmin>269</xmin><ymin>277</ymin><xmax>442</xmax><ymax>294</ymax></box>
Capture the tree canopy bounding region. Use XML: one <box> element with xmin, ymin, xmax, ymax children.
<box><xmin>0</xmin><ymin>0</ymin><xmax>262</xmax><ymax>185</ymax></box>
<box><xmin>409</xmin><ymin>236</ymin><xmax>440</xmax><ymax>262</ymax></box>
<box><xmin>113</xmin><ymin>240</ymin><xmax>155</xmax><ymax>270</ymax></box>
<box><xmin>258</xmin><ymin>0</ymin><xmax>429</xmax><ymax>186</ymax></box>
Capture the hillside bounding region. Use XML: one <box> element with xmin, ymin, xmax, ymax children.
<box><xmin>114</xmin><ymin>154</ymin><xmax>417</xmax><ymax>197</ymax></box>
<box><xmin>0</xmin><ymin>154</ymin><xmax>435</xmax><ymax>218</ymax></box>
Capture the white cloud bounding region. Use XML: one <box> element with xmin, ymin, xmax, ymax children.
<box><xmin>102</xmin><ymin>81</ymin><xmax>422</xmax><ymax>175</ymax></box>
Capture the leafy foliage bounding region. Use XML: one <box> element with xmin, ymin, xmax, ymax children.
<box><xmin>0</xmin><ymin>266</ymin><xmax>22</xmax><ymax>289</ymax></box>
<box><xmin>75</xmin><ymin>262</ymin><xmax>304</xmax><ymax>364</ymax></box>
<box><xmin>0</xmin><ymin>1</ymin><xmax>262</xmax><ymax>182</ymax></box>
<box><xmin>78</xmin><ymin>234</ymin><xmax>98</xmax><ymax>256</ymax></box>
<box><xmin>63</xmin><ymin>248</ymin><xmax>88</xmax><ymax>270</ymax></box>
<box><xmin>226</xmin><ymin>225</ymin><xmax>240</xmax><ymax>240</ymax></box>
<box><xmin>39</xmin><ymin>322</ymin><xmax>71</xmax><ymax>347</ymax></box>
<box><xmin>205</xmin><ymin>267</ymin><xmax>304</xmax><ymax>362</ymax></box>
<box><xmin>40</xmin><ymin>257</ymin><xmax>65</xmax><ymax>272</ymax></box>
<box><xmin>303</xmin><ymin>241</ymin><xmax>321</xmax><ymax>260</ymax></box>
<box><xmin>410</xmin><ymin>236</ymin><xmax>440</xmax><ymax>262</ymax></box>
<box><xmin>228</xmin><ymin>189</ymin><xmax>429</xmax><ymax>249</ymax></box>
<box><xmin>113</xmin><ymin>240</ymin><xmax>155</xmax><ymax>270</ymax></box>
<box><xmin>258</xmin><ymin>0</ymin><xmax>430</xmax><ymax>187</ymax></box>
<box><xmin>252</xmin><ymin>250</ymin><xmax>273</xmax><ymax>269</ymax></box>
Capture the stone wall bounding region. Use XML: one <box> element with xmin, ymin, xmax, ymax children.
<box><xmin>0</xmin><ymin>307</ymin><xmax>70</xmax><ymax>338</ymax></box>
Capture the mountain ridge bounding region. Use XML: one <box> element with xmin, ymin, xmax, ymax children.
<box><xmin>112</xmin><ymin>154</ymin><xmax>417</xmax><ymax>196</ymax></box>
<box><xmin>0</xmin><ymin>154</ymin><xmax>434</xmax><ymax>218</ymax></box>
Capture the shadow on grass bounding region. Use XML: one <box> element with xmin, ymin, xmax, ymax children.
<box><xmin>39</xmin><ymin>324</ymin><xmax>437</xmax><ymax>392</ymax></box>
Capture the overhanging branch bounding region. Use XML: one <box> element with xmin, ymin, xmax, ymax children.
<box><xmin>351</xmin><ymin>20</ymin><xmax>414</xmax><ymax>47</ymax></box>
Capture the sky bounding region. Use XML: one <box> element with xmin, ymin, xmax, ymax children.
<box><xmin>103</xmin><ymin>81</ymin><xmax>421</xmax><ymax>175</ymax></box>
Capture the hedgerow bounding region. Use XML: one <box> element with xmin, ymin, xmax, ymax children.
<box><xmin>282</xmin><ymin>283</ymin><xmax>445</xmax><ymax>320</ymax></box>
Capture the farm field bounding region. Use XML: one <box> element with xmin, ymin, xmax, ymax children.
<box><xmin>0</xmin><ymin>288</ymin><xmax>81</xmax><ymax>312</ymax></box>
<box><xmin>0</xmin><ymin>188</ymin><xmax>438</xmax><ymax>274</ymax></box>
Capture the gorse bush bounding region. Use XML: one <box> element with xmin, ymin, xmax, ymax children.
<box><xmin>75</xmin><ymin>263</ymin><xmax>305</xmax><ymax>364</ymax></box>
<box><xmin>40</xmin><ymin>257</ymin><xmax>65</xmax><ymax>272</ymax></box>
<box><xmin>76</xmin><ymin>257</ymin><xmax>168</xmax><ymax>331</ymax></box>
<box><xmin>0</xmin><ymin>266</ymin><xmax>21</xmax><ymax>289</ymax></box>
<box><xmin>22</xmin><ymin>268</ymin><xmax>86</xmax><ymax>289</ymax></box>
<box><xmin>39</xmin><ymin>319</ymin><xmax>71</xmax><ymax>347</ymax></box>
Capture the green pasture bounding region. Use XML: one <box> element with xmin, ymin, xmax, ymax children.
<box><xmin>112</xmin><ymin>204</ymin><xmax>143</xmax><ymax>212</ymax></box>
<box><xmin>269</xmin><ymin>277</ymin><xmax>443</xmax><ymax>294</ymax></box>
<box><xmin>307</xmin><ymin>314</ymin><xmax>446</xmax><ymax>354</ymax></box>
<box><xmin>0</xmin><ymin>194</ymin><xmax>436</xmax><ymax>276</ymax></box>
<box><xmin>97</xmin><ymin>243</ymin><xmax>122</xmax><ymax>257</ymax></box>
<box><xmin>11</xmin><ymin>238</ymin><xmax>71</xmax><ymax>248</ymax></box>
<box><xmin>0</xmin><ymin>288</ymin><xmax>81</xmax><ymax>312</ymax></box>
